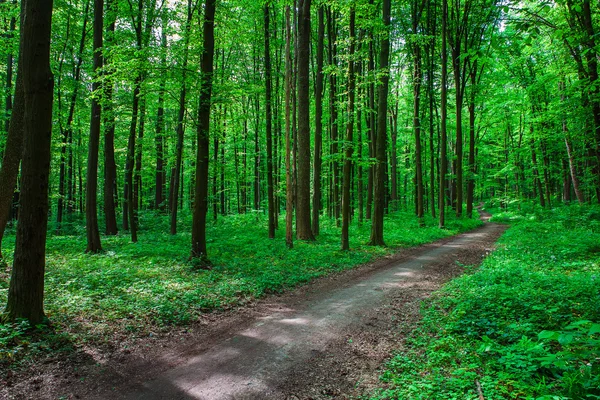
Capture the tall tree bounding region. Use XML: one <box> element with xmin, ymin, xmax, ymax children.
<box><xmin>170</xmin><ymin>0</ymin><xmax>194</xmax><ymax>235</ymax></box>
<box><xmin>85</xmin><ymin>0</ymin><xmax>104</xmax><ymax>253</ymax></box>
<box><xmin>191</xmin><ymin>0</ymin><xmax>216</xmax><ymax>265</ymax></box>
<box><xmin>5</xmin><ymin>0</ymin><xmax>54</xmax><ymax>324</ymax></box>
<box><xmin>284</xmin><ymin>4</ymin><xmax>294</xmax><ymax>249</ymax></box>
<box><xmin>369</xmin><ymin>0</ymin><xmax>391</xmax><ymax>246</ymax></box>
<box><xmin>264</xmin><ymin>2</ymin><xmax>276</xmax><ymax>239</ymax></box>
<box><xmin>103</xmin><ymin>0</ymin><xmax>118</xmax><ymax>235</ymax></box>
<box><xmin>0</xmin><ymin>64</ymin><xmax>23</xmax><ymax>261</ymax></box>
<box><xmin>341</xmin><ymin>6</ymin><xmax>356</xmax><ymax>251</ymax></box>
<box><xmin>312</xmin><ymin>4</ymin><xmax>325</xmax><ymax>236</ymax></box>
<box><xmin>57</xmin><ymin>0</ymin><xmax>90</xmax><ymax>231</ymax></box>
<box><xmin>439</xmin><ymin>0</ymin><xmax>448</xmax><ymax>228</ymax></box>
<box><xmin>295</xmin><ymin>0</ymin><xmax>314</xmax><ymax>240</ymax></box>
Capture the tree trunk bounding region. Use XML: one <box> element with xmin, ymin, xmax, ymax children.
<box><xmin>5</xmin><ymin>0</ymin><xmax>54</xmax><ymax>325</ymax></box>
<box><xmin>295</xmin><ymin>0</ymin><xmax>314</xmax><ymax>241</ymax></box>
<box><xmin>264</xmin><ymin>3</ymin><xmax>276</xmax><ymax>238</ymax></box>
<box><xmin>312</xmin><ymin>5</ymin><xmax>324</xmax><ymax>236</ymax></box>
<box><xmin>466</xmin><ymin>64</ymin><xmax>476</xmax><ymax>218</ymax></box>
<box><xmin>103</xmin><ymin>0</ymin><xmax>118</xmax><ymax>236</ymax></box>
<box><xmin>326</xmin><ymin>6</ymin><xmax>340</xmax><ymax>225</ymax></box>
<box><xmin>170</xmin><ymin>0</ymin><xmax>192</xmax><ymax>235</ymax></box>
<box><xmin>0</xmin><ymin>64</ymin><xmax>23</xmax><ymax>261</ymax></box>
<box><xmin>439</xmin><ymin>0</ymin><xmax>448</xmax><ymax>228</ymax></box>
<box><xmin>154</xmin><ymin>13</ymin><xmax>168</xmax><ymax>211</ymax></box>
<box><xmin>341</xmin><ymin>8</ymin><xmax>355</xmax><ymax>251</ymax></box>
<box><xmin>284</xmin><ymin>5</ymin><xmax>293</xmax><ymax>249</ymax></box>
<box><xmin>2</xmin><ymin>10</ymin><xmax>16</xmax><ymax>146</ymax></box>
<box><xmin>412</xmin><ymin>6</ymin><xmax>424</xmax><ymax>220</ymax></box>
<box><xmin>191</xmin><ymin>0</ymin><xmax>216</xmax><ymax>265</ymax></box>
<box><xmin>85</xmin><ymin>0</ymin><xmax>103</xmax><ymax>253</ymax></box>
<box><xmin>370</xmin><ymin>0</ymin><xmax>391</xmax><ymax>246</ymax></box>
<box><xmin>58</xmin><ymin>0</ymin><xmax>90</xmax><ymax>231</ymax></box>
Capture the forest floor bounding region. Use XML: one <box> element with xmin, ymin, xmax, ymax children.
<box><xmin>1</xmin><ymin>211</ymin><xmax>507</xmax><ymax>400</ymax></box>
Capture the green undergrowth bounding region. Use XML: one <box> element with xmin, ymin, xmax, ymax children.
<box><xmin>0</xmin><ymin>210</ymin><xmax>480</xmax><ymax>365</ymax></box>
<box><xmin>370</xmin><ymin>204</ymin><xmax>600</xmax><ymax>400</ymax></box>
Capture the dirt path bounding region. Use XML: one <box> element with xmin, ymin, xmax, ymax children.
<box><xmin>2</xmin><ymin>219</ymin><xmax>506</xmax><ymax>400</ymax></box>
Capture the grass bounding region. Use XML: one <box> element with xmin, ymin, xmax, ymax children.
<box><xmin>0</xmin><ymin>209</ymin><xmax>481</xmax><ymax>365</ymax></box>
<box><xmin>370</xmin><ymin>204</ymin><xmax>600</xmax><ymax>400</ymax></box>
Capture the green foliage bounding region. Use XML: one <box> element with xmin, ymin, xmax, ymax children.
<box><xmin>0</xmin><ymin>210</ymin><xmax>479</xmax><ymax>363</ymax></box>
<box><xmin>371</xmin><ymin>205</ymin><xmax>600</xmax><ymax>400</ymax></box>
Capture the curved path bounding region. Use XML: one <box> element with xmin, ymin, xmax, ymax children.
<box><xmin>100</xmin><ymin>221</ymin><xmax>507</xmax><ymax>400</ymax></box>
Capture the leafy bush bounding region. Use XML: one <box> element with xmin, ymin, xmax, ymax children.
<box><xmin>372</xmin><ymin>204</ymin><xmax>600</xmax><ymax>400</ymax></box>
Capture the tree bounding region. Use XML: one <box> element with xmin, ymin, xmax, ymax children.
<box><xmin>85</xmin><ymin>0</ymin><xmax>104</xmax><ymax>253</ymax></box>
<box><xmin>295</xmin><ymin>0</ymin><xmax>314</xmax><ymax>241</ymax></box>
<box><xmin>103</xmin><ymin>0</ymin><xmax>118</xmax><ymax>236</ymax></box>
<box><xmin>284</xmin><ymin>4</ymin><xmax>294</xmax><ymax>249</ymax></box>
<box><xmin>312</xmin><ymin>4</ymin><xmax>325</xmax><ymax>236</ymax></box>
<box><xmin>369</xmin><ymin>0</ymin><xmax>391</xmax><ymax>246</ymax></box>
<box><xmin>264</xmin><ymin>1</ymin><xmax>276</xmax><ymax>239</ymax></box>
<box><xmin>341</xmin><ymin>5</ymin><xmax>356</xmax><ymax>251</ymax></box>
<box><xmin>0</xmin><ymin>64</ymin><xmax>23</xmax><ymax>262</ymax></box>
<box><xmin>5</xmin><ymin>0</ymin><xmax>54</xmax><ymax>324</ymax></box>
<box><xmin>170</xmin><ymin>0</ymin><xmax>194</xmax><ymax>235</ymax></box>
<box><xmin>191</xmin><ymin>0</ymin><xmax>216</xmax><ymax>266</ymax></box>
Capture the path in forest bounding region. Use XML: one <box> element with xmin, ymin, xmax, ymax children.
<box><xmin>78</xmin><ymin>219</ymin><xmax>505</xmax><ymax>400</ymax></box>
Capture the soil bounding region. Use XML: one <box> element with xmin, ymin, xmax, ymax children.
<box><xmin>1</xmin><ymin>214</ymin><xmax>506</xmax><ymax>400</ymax></box>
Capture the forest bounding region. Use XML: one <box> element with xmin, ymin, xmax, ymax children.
<box><xmin>0</xmin><ymin>0</ymin><xmax>599</xmax><ymax>398</ymax></box>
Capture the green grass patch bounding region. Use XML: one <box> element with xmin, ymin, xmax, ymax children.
<box><xmin>0</xmin><ymin>210</ymin><xmax>480</xmax><ymax>364</ymax></box>
<box><xmin>370</xmin><ymin>204</ymin><xmax>600</xmax><ymax>400</ymax></box>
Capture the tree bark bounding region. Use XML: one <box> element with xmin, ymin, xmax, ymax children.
<box><xmin>439</xmin><ymin>0</ymin><xmax>448</xmax><ymax>228</ymax></box>
<box><xmin>154</xmin><ymin>13</ymin><xmax>168</xmax><ymax>211</ymax></box>
<box><xmin>5</xmin><ymin>0</ymin><xmax>54</xmax><ymax>325</ymax></box>
<box><xmin>85</xmin><ymin>0</ymin><xmax>103</xmax><ymax>253</ymax></box>
<box><xmin>103</xmin><ymin>0</ymin><xmax>118</xmax><ymax>235</ymax></box>
<box><xmin>264</xmin><ymin>3</ymin><xmax>276</xmax><ymax>238</ymax></box>
<box><xmin>285</xmin><ymin>5</ymin><xmax>293</xmax><ymax>249</ymax></box>
<box><xmin>370</xmin><ymin>0</ymin><xmax>391</xmax><ymax>246</ymax></box>
<box><xmin>0</xmin><ymin>64</ymin><xmax>23</xmax><ymax>261</ymax></box>
<box><xmin>312</xmin><ymin>5</ymin><xmax>325</xmax><ymax>236</ymax></box>
<box><xmin>191</xmin><ymin>0</ymin><xmax>216</xmax><ymax>265</ymax></box>
<box><xmin>57</xmin><ymin>0</ymin><xmax>90</xmax><ymax>231</ymax></box>
<box><xmin>295</xmin><ymin>0</ymin><xmax>314</xmax><ymax>241</ymax></box>
<box><xmin>341</xmin><ymin>7</ymin><xmax>355</xmax><ymax>251</ymax></box>
<box><xmin>170</xmin><ymin>0</ymin><xmax>193</xmax><ymax>235</ymax></box>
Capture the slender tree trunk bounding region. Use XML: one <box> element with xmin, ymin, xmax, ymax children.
<box><xmin>103</xmin><ymin>0</ymin><xmax>118</xmax><ymax>235</ymax></box>
<box><xmin>191</xmin><ymin>0</ymin><xmax>216</xmax><ymax>265</ymax></box>
<box><xmin>312</xmin><ymin>5</ymin><xmax>324</xmax><ymax>236</ymax></box>
<box><xmin>412</xmin><ymin>18</ymin><xmax>424</xmax><ymax>221</ymax></box>
<box><xmin>170</xmin><ymin>0</ymin><xmax>192</xmax><ymax>234</ymax></box>
<box><xmin>285</xmin><ymin>5</ymin><xmax>293</xmax><ymax>248</ymax></box>
<box><xmin>466</xmin><ymin>65</ymin><xmax>476</xmax><ymax>218</ymax></box>
<box><xmin>0</xmin><ymin>65</ymin><xmax>23</xmax><ymax>261</ymax></box>
<box><xmin>155</xmin><ymin>14</ymin><xmax>168</xmax><ymax>211</ymax></box>
<box><xmin>530</xmin><ymin>135</ymin><xmax>545</xmax><ymax>208</ymax></box>
<box><xmin>3</xmin><ymin>10</ymin><xmax>16</xmax><ymax>142</ymax></box>
<box><xmin>296</xmin><ymin>0</ymin><xmax>314</xmax><ymax>241</ymax></box>
<box><xmin>439</xmin><ymin>0</ymin><xmax>448</xmax><ymax>228</ymax></box>
<box><xmin>341</xmin><ymin>8</ymin><xmax>355</xmax><ymax>251</ymax></box>
<box><xmin>58</xmin><ymin>0</ymin><xmax>90</xmax><ymax>231</ymax></box>
<box><xmin>85</xmin><ymin>0</ymin><xmax>103</xmax><ymax>253</ymax></box>
<box><xmin>125</xmin><ymin>76</ymin><xmax>141</xmax><ymax>242</ymax></box>
<box><xmin>370</xmin><ymin>0</ymin><xmax>391</xmax><ymax>246</ymax></box>
<box><xmin>264</xmin><ymin>3</ymin><xmax>276</xmax><ymax>238</ymax></box>
<box><xmin>390</xmin><ymin>111</ymin><xmax>398</xmax><ymax>209</ymax></box>
<box><xmin>5</xmin><ymin>0</ymin><xmax>54</xmax><ymax>325</ymax></box>
<box><xmin>326</xmin><ymin>7</ymin><xmax>340</xmax><ymax>225</ymax></box>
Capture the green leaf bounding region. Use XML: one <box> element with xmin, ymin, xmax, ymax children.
<box><xmin>557</xmin><ymin>333</ymin><xmax>574</xmax><ymax>345</ymax></box>
<box><xmin>538</xmin><ymin>330</ymin><xmax>558</xmax><ymax>340</ymax></box>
